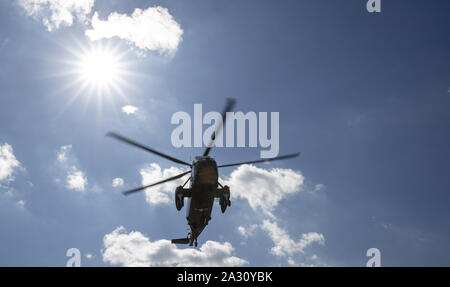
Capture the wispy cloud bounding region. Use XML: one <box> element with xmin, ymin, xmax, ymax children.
<box><xmin>55</xmin><ymin>145</ymin><xmax>88</xmax><ymax>192</ymax></box>
<box><xmin>18</xmin><ymin>2</ymin><xmax>183</xmax><ymax>56</ymax></box>
<box><xmin>66</xmin><ymin>166</ymin><xmax>87</xmax><ymax>192</ymax></box>
<box><xmin>85</xmin><ymin>7</ymin><xmax>183</xmax><ymax>55</ymax></box>
<box><xmin>237</xmin><ymin>224</ymin><xmax>258</xmax><ymax>239</ymax></box>
<box><xmin>112</xmin><ymin>177</ymin><xmax>124</xmax><ymax>187</ymax></box>
<box><xmin>18</xmin><ymin>0</ymin><xmax>95</xmax><ymax>31</ymax></box>
<box><xmin>261</xmin><ymin>220</ymin><xmax>325</xmax><ymax>265</ymax></box>
<box><xmin>140</xmin><ymin>163</ymin><xmax>188</xmax><ymax>205</ymax></box>
<box><xmin>56</xmin><ymin>144</ymin><xmax>72</xmax><ymax>163</ymax></box>
<box><xmin>223</xmin><ymin>164</ymin><xmax>304</xmax><ymax>218</ymax></box>
<box><xmin>121</xmin><ymin>105</ymin><xmax>138</xmax><ymax>115</ymax></box>
<box><xmin>0</xmin><ymin>143</ymin><xmax>21</xmax><ymax>183</ymax></box>
<box><xmin>313</xmin><ymin>183</ymin><xmax>326</xmax><ymax>192</ymax></box>
<box><xmin>102</xmin><ymin>226</ymin><xmax>248</xmax><ymax>267</ymax></box>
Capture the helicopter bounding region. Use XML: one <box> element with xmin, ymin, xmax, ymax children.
<box><xmin>107</xmin><ymin>99</ymin><xmax>299</xmax><ymax>247</ymax></box>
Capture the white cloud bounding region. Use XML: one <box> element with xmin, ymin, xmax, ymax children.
<box><xmin>112</xmin><ymin>177</ymin><xmax>124</xmax><ymax>187</ymax></box>
<box><xmin>55</xmin><ymin>145</ymin><xmax>90</xmax><ymax>192</ymax></box>
<box><xmin>223</xmin><ymin>165</ymin><xmax>304</xmax><ymax>217</ymax></box>
<box><xmin>17</xmin><ymin>200</ymin><xmax>25</xmax><ymax>207</ymax></box>
<box><xmin>102</xmin><ymin>226</ymin><xmax>247</xmax><ymax>267</ymax></box>
<box><xmin>56</xmin><ymin>144</ymin><xmax>72</xmax><ymax>162</ymax></box>
<box><xmin>0</xmin><ymin>143</ymin><xmax>21</xmax><ymax>183</ymax></box>
<box><xmin>85</xmin><ymin>253</ymin><xmax>93</xmax><ymax>259</ymax></box>
<box><xmin>66</xmin><ymin>166</ymin><xmax>87</xmax><ymax>192</ymax></box>
<box><xmin>261</xmin><ymin>220</ymin><xmax>325</xmax><ymax>259</ymax></box>
<box><xmin>121</xmin><ymin>105</ymin><xmax>138</xmax><ymax>115</ymax></box>
<box><xmin>18</xmin><ymin>0</ymin><xmax>95</xmax><ymax>31</ymax></box>
<box><xmin>237</xmin><ymin>224</ymin><xmax>258</xmax><ymax>239</ymax></box>
<box><xmin>140</xmin><ymin>163</ymin><xmax>188</xmax><ymax>205</ymax></box>
<box><xmin>85</xmin><ymin>7</ymin><xmax>183</xmax><ymax>55</ymax></box>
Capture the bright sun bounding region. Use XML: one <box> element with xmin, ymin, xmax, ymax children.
<box><xmin>62</xmin><ymin>42</ymin><xmax>132</xmax><ymax>98</ymax></box>
<box><xmin>79</xmin><ymin>47</ymin><xmax>121</xmax><ymax>89</ymax></box>
<box><xmin>54</xmin><ymin>41</ymin><xmax>136</xmax><ymax>114</ymax></box>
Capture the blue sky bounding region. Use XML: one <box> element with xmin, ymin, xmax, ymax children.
<box><xmin>0</xmin><ymin>0</ymin><xmax>449</xmax><ymax>266</ymax></box>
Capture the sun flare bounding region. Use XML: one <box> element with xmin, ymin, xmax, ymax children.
<box><xmin>77</xmin><ymin>46</ymin><xmax>123</xmax><ymax>91</ymax></box>
<box><xmin>80</xmin><ymin>50</ymin><xmax>119</xmax><ymax>86</ymax></box>
<box><xmin>51</xmin><ymin>40</ymin><xmax>140</xmax><ymax>116</ymax></box>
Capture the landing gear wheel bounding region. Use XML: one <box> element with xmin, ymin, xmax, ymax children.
<box><xmin>220</xmin><ymin>198</ymin><xmax>227</xmax><ymax>213</ymax></box>
<box><xmin>175</xmin><ymin>186</ymin><xmax>184</xmax><ymax>211</ymax></box>
<box><xmin>220</xmin><ymin>185</ymin><xmax>231</xmax><ymax>213</ymax></box>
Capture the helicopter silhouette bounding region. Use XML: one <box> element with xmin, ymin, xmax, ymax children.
<box><xmin>107</xmin><ymin>99</ymin><xmax>299</xmax><ymax>247</ymax></box>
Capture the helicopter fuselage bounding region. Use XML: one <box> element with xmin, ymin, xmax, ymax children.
<box><xmin>185</xmin><ymin>156</ymin><xmax>219</xmax><ymax>244</ymax></box>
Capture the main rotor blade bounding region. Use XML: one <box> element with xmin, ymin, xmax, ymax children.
<box><xmin>123</xmin><ymin>170</ymin><xmax>191</xmax><ymax>196</ymax></box>
<box><xmin>107</xmin><ymin>132</ymin><xmax>191</xmax><ymax>167</ymax></box>
<box><xmin>203</xmin><ymin>98</ymin><xmax>236</xmax><ymax>156</ymax></box>
<box><xmin>217</xmin><ymin>152</ymin><xmax>300</xmax><ymax>168</ymax></box>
